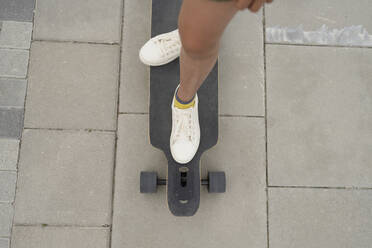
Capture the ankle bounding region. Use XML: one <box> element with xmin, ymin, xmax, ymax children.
<box><xmin>176</xmin><ymin>86</ymin><xmax>195</xmax><ymax>102</ymax></box>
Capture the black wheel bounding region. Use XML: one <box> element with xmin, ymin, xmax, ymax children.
<box><xmin>208</xmin><ymin>171</ymin><xmax>226</xmax><ymax>193</ymax></box>
<box><xmin>140</xmin><ymin>172</ymin><xmax>158</xmax><ymax>193</ymax></box>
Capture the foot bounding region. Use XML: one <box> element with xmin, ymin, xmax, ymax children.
<box><xmin>170</xmin><ymin>86</ymin><xmax>200</xmax><ymax>164</ymax></box>
<box><xmin>139</xmin><ymin>29</ymin><xmax>181</xmax><ymax>66</ymax></box>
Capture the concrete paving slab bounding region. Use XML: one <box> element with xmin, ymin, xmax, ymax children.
<box><xmin>33</xmin><ymin>0</ymin><xmax>121</xmax><ymax>43</ymax></box>
<box><xmin>0</xmin><ymin>78</ymin><xmax>27</xmax><ymax>107</ymax></box>
<box><xmin>0</xmin><ymin>21</ymin><xmax>33</xmax><ymax>49</ymax></box>
<box><xmin>265</xmin><ymin>0</ymin><xmax>372</xmax><ymax>47</ymax></box>
<box><xmin>24</xmin><ymin>42</ymin><xmax>119</xmax><ymax>130</ymax></box>
<box><xmin>269</xmin><ymin>188</ymin><xmax>372</xmax><ymax>248</ymax></box>
<box><xmin>0</xmin><ymin>171</ymin><xmax>17</xmax><ymax>202</ymax></box>
<box><xmin>0</xmin><ymin>108</ymin><xmax>24</xmax><ymax>139</ymax></box>
<box><xmin>0</xmin><ymin>139</ymin><xmax>19</xmax><ymax>171</ymax></box>
<box><xmin>219</xmin><ymin>10</ymin><xmax>264</xmax><ymax>116</ymax></box>
<box><xmin>14</xmin><ymin>129</ymin><xmax>115</xmax><ymax>225</ymax></box>
<box><xmin>0</xmin><ymin>239</ymin><xmax>9</xmax><ymax>248</ymax></box>
<box><xmin>11</xmin><ymin>226</ymin><xmax>109</xmax><ymax>248</ymax></box>
<box><xmin>112</xmin><ymin>114</ymin><xmax>267</xmax><ymax>248</ymax></box>
<box><xmin>0</xmin><ymin>49</ymin><xmax>29</xmax><ymax>78</ymax></box>
<box><xmin>0</xmin><ymin>203</ymin><xmax>13</xmax><ymax>236</ymax></box>
<box><xmin>0</xmin><ymin>0</ymin><xmax>35</xmax><ymax>22</ymax></box>
<box><xmin>266</xmin><ymin>45</ymin><xmax>372</xmax><ymax>187</ymax></box>
<box><xmin>119</xmin><ymin>0</ymin><xmax>151</xmax><ymax>113</ymax></box>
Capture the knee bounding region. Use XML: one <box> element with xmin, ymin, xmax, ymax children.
<box><xmin>179</xmin><ymin>29</ymin><xmax>219</xmax><ymax>59</ymax></box>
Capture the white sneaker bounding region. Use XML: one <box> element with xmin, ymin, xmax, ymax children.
<box><xmin>170</xmin><ymin>87</ymin><xmax>200</xmax><ymax>164</ymax></box>
<box><xmin>139</xmin><ymin>29</ymin><xmax>181</xmax><ymax>66</ymax></box>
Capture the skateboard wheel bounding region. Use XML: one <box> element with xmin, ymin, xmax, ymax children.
<box><xmin>208</xmin><ymin>172</ymin><xmax>226</xmax><ymax>193</ymax></box>
<box><xmin>140</xmin><ymin>172</ymin><xmax>158</xmax><ymax>193</ymax></box>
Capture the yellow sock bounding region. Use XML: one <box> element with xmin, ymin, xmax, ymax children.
<box><xmin>174</xmin><ymin>94</ymin><xmax>195</xmax><ymax>109</ymax></box>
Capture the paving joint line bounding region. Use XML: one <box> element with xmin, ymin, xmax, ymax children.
<box><xmin>219</xmin><ymin>114</ymin><xmax>264</xmax><ymax>118</ymax></box>
<box><xmin>0</xmin><ymin>76</ymin><xmax>28</xmax><ymax>80</ymax></box>
<box><xmin>268</xmin><ymin>185</ymin><xmax>372</xmax><ymax>190</ymax></box>
<box><xmin>262</xmin><ymin>6</ymin><xmax>270</xmax><ymax>248</ymax></box>
<box><xmin>32</xmin><ymin>39</ymin><xmax>120</xmax><ymax>46</ymax></box>
<box><xmin>23</xmin><ymin>127</ymin><xmax>116</xmax><ymax>133</ymax></box>
<box><xmin>13</xmin><ymin>224</ymin><xmax>110</xmax><ymax>228</ymax></box>
<box><xmin>0</xmin><ymin>106</ymin><xmax>25</xmax><ymax>110</ymax></box>
<box><xmin>265</xmin><ymin>42</ymin><xmax>372</xmax><ymax>49</ymax></box>
<box><xmin>119</xmin><ymin>112</ymin><xmax>265</xmax><ymax>118</ymax></box>
<box><xmin>0</xmin><ymin>169</ymin><xmax>17</xmax><ymax>172</ymax></box>
<box><xmin>119</xmin><ymin>111</ymin><xmax>149</xmax><ymax>115</ymax></box>
<box><xmin>0</xmin><ymin>46</ymin><xmax>30</xmax><ymax>51</ymax></box>
<box><xmin>108</xmin><ymin>0</ymin><xmax>126</xmax><ymax>246</ymax></box>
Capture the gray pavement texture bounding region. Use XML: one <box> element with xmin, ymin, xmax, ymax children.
<box><xmin>112</xmin><ymin>115</ymin><xmax>267</xmax><ymax>248</ymax></box>
<box><xmin>267</xmin><ymin>45</ymin><xmax>372</xmax><ymax>187</ymax></box>
<box><xmin>1</xmin><ymin>0</ymin><xmax>370</xmax><ymax>247</ymax></box>
<box><xmin>0</xmin><ymin>171</ymin><xmax>17</xmax><ymax>202</ymax></box>
<box><xmin>0</xmin><ymin>204</ymin><xmax>13</xmax><ymax>237</ymax></box>
<box><xmin>0</xmin><ymin>109</ymin><xmax>24</xmax><ymax>139</ymax></box>
<box><xmin>0</xmin><ymin>139</ymin><xmax>19</xmax><ymax>171</ymax></box>
<box><xmin>0</xmin><ymin>239</ymin><xmax>9</xmax><ymax>248</ymax></box>
<box><xmin>24</xmin><ymin>42</ymin><xmax>119</xmax><ymax>130</ymax></box>
<box><xmin>11</xmin><ymin>226</ymin><xmax>110</xmax><ymax>248</ymax></box>
<box><xmin>0</xmin><ymin>21</ymin><xmax>32</xmax><ymax>49</ymax></box>
<box><xmin>0</xmin><ymin>0</ymin><xmax>35</xmax><ymax>22</ymax></box>
<box><xmin>14</xmin><ymin>129</ymin><xmax>115</xmax><ymax>225</ymax></box>
<box><xmin>0</xmin><ymin>2</ymin><xmax>33</xmax><ymax>247</ymax></box>
<box><xmin>266</xmin><ymin>0</ymin><xmax>372</xmax><ymax>31</ymax></box>
<box><xmin>33</xmin><ymin>0</ymin><xmax>122</xmax><ymax>43</ymax></box>
<box><xmin>0</xmin><ymin>49</ymin><xmax>29</xmax><ymax>78</ymax></box>
<box><xmin>269</xmin><ymin>188</ymin><xmax>372</xmax><ymax>248</ymax></box>
<box><xmin>0</xmin><ymin>79</ymin><xmax>27</xmax><ymax>107</ymax></box>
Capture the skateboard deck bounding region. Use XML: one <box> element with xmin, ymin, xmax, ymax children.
<box><xmin>146</xmin><ymin>0</ymin><xmax>219</xmax><ymax>216</ymax></box>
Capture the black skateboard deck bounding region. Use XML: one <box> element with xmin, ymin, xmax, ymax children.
<box><xmin>140</xmin><ymin>0</ymin><xmax>224</xmax><ymax>217</ymax></box>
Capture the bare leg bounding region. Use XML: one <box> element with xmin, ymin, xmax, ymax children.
<box><xmin>177</xmin><ymin>0</ymin><xmax>239</xmax><ymax>101</ymax></box>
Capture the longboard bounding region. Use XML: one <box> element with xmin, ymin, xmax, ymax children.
<box><xmin>140</xmin><ymin>0</ymin><xmax>225</xmax><ymax>217</ymax></box>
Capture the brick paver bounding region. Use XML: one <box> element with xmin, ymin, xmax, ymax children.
<box><xmin>0</xmin><ymin>3</ymin><xmax>34</xmax><ymax>248</ymax></box>
<box><xmin>0</xmin><ymin>109</ymin><xmax>24</xmax><ymax>139</ymax></box>
<box><xmin>0</xmin><ymin>0</ymin><xmax>35</xmax><ymax>22</ymax></box>
<box><xmin>0</xmin><ymin>239</ymin><xmax>9</xmax><ymax>248</ymax></box>
<box><xmin>0</xmin><ymin>204</ymin><xmax>13</xmax><ymax>236</ymax></box>
<box><xmin>0</xmin><ymin>139</ymin><xmax>19</xmax><ymax>171</ymax></box>
<box><xmin>0</xmin><ymin>171</ymin><xmax>17</xmax><ymax>202</ymax></box>
<box><xmin>0</xmin><ymin>79</ymin><xmax>27</xmax><ymax>107</ymax></box>
<box><xmin>0</xmin><ymin>49</ymin><xmax>29</xmax><ymax>78</ymax></box>
<box><xmin>0</xmin><ymin>21</ymin><xmax>32</xmax><ymax>49</ymax></box>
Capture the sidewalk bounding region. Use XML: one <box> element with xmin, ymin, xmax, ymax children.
<box><xmin>0</xmin><ymin>0</ymin><xmax>371</xmax><ymax>247</ymax></box>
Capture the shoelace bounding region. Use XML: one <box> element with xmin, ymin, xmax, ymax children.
<box><xmin>173</xmin><ymin>107</ymin><xmax>194</xmax><ymax>143</ymax></box>
<box><xmin>154</xmin><ymin>34</ymin><xmax>181</xmax><ymax>57</ymax></box>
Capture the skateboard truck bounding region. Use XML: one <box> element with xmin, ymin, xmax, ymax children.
<box><xmin>140</xmin><ymin>170</ymin><xmax>226</xmax><ymax>194</ymax></box>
